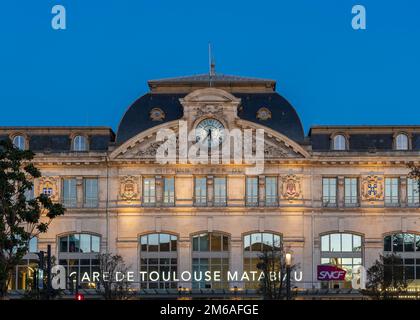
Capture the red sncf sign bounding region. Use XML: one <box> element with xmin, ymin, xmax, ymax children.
<box><xmin>317</xmin><ymin>265</ymin><xmax>347</xmax><ymax>281</ymax></box>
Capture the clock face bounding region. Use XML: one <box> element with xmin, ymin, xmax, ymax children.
<box><xmin>195</xmin><ymin>118</ymin><xmax>225</xmax><ymax>147</ymax></box>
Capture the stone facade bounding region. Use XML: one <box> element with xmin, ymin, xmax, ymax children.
<box><xmin>3</xmin><ymin>73</ymin><xmax>420</xmax><ymax>292</ymax></box>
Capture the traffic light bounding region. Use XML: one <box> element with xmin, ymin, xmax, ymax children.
<box><xmin>75</xmin><ymin>293</ymin><xmax>85</xmax><ymax>301</ymax></box>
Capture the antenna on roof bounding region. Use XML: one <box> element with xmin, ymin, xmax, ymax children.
<box><xmin>208</xmin><ymin>43</ymin><xmax>215</xmax><ymax>86</ymax></box>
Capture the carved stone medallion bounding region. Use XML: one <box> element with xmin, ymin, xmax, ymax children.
<box><xmin>120</xmin><ymin>176</ymin><xmax>139</xmax><ymax>201</ymax></box>
<box><xmin>149</xmin><ymin>108</ymin><xmax>165</xmax><ymax>121</ymax></box>
<box><xmin>38</xmin><ymin>176</ymin><xmax>59</xmax><ymax>201</ymax></box>
<box><xmin>281</xmin><ymin>175</ymin><xmax>301</xmax><ymax>200</ymax></box>
<box><xmin>256</xmin><ymin>107</ymin><xmax>272</xmax><ymax>121</ymax></box>
<box><xmin>361</xmin><ymin>175</ymin><xmax>383</xmax><ymax>201</ymax></box>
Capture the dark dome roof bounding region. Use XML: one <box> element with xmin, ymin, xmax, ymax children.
<box><xmin>116</xmin><ymin>92</ymin><xmax>304</xmax><ymax>144</ymax></box>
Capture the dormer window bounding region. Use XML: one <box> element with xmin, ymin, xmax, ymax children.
<box><xmin>332</xmin><ymin>134</ymin><xmax>347</xmax><ymax>151</ymax></box>
<box><xmin>12</xmin><ymin>135</ymin><xmax>26</xmax><ymax>150</ymax></box>
<box><xmin>73</xmin><ymin>135</ymin><xmax>88</xmax><ymax>151</ymax></box>
<box><xmin>395</xmin><ymin>133</ymin><xmax>409</xmax><ymax>150</ymax></box>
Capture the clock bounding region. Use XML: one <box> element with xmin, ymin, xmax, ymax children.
<box><xmin>195</xmin><ymin>118</ymin><xmax>225</xmax><ymax>147</ymax></box>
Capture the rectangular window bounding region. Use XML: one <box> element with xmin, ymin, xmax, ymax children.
<box><xmin>62</xmin><ymin>178</ymin><xmax>77</xmax><ymax>208</ymax></box>
<box><xmin>163</xmin><ymin>177</ymin><xmax>175</xmax><ymax>206</ymax></box>
<box><xmin>195</xmin><ymin>177</ymin><xmax>207</xmax><ymax>206</ymax></box>
<box><xmin>265</xmin><ymin>177</ymin><xmax>278</xmax><ymax>206</ymax></box>
<box><xmin>344</xmin><ymin>178</ymin><xmax>358</xmax><ymax>206</ymax></box>
<box><xmin>84</xmin><ymin>178</ymin><xmax>98</xmax><ymax>208</ymax></box>
<box><xmin>407</xmin><ymin>178</ymin><xmax>420</xmax><ymax>206</ymax></box>
<box><xmin>143</xmin><ymin>178</ymin><xmax>156</xmax><ymax>205</ymax></box>
<box><xmin>385</xmin><ymin>178</ymin><xmax>399</xmax><ymax>205</ymax></box>
<box><xmin>322</xmin><ymin>178</ymin><xmax>337</xmax><ymax>207</ymax></box>
<box><xmin>246</xmin><ymin>177</ymin><xmax>259</xmax><ymax>206</ymax></box>
<box><xmin>214</xmin><ymin>177</ymin><xmax>226</xmax><ymax>206</ymax></box>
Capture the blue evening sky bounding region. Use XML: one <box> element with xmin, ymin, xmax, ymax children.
<box><xmin>0</xmin><ymin>0</ymin><xmax>419</xmax><ymax>134</ymax></box>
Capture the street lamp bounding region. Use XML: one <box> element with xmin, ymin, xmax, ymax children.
<box><xmin>285</xmin><ymin>252</ymin><xmax>292</xmax><ymax>300</ymax></box>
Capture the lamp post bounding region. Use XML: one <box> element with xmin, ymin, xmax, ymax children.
<box><xmin>285</xmin><ymin>252</ymin><xmax>292</xmax><ymax>300</ymax></box>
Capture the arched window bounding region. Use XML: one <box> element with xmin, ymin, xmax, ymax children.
<box><xmin>395</xmin><ymin>133</ymin><xmax>409</xmax><ymax>150</ymax></box>
<box><xmin>384</xmin><ymin>233</ymin><xmax>420</xmax><ymax>281</ymax></box>
<box><xmin>58</xmin><ymin>233</ymin><xmax>101</xmax><ymax>289</ymax></box>
<box><xmin>28</xmin><ymin>237</ymin><xmax>38</xmax><ymax>253</ymax></box>
<box><xmin>320</xmin><ymin>232</ymin><xmax>363</xmax><ymax>288</ymax></box>
<box><xmin>73</xmin><ymin>135</ymin><xmax>87</xmax><ymax>151</ymax></box>
<box><xmin>139</xmin><ymin>233</ymin><xmax>178</xmax><ymax>289</ymax></box>
<box><xmin>13</xmin><ymin>135</ymin><xmax>26</xmax><ymax>150</ymax></box>
<box><xmin>192</xmin><ymin>232</ymin><xmax>229</xmax><ymax>289</ymax></box>
<box><xmin>332</xmin><ymin>135</ymin><xmax>346</xmax><ymax>151</ymax></box>
<box><xmin>243</xmin><ymin>232</ymin><xmax>282</xmax><ymax>289</ymax></box>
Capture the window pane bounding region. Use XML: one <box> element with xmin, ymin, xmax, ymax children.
<box><xmin>321</xmin><ymin>235</ymin><xmax>329</xmax><ymax>252</ymax></box>
<box><xmin>29</xmin><ymin>237</ymin><xmax>37</xmax><ymax>253</ymax></box>
<box><xmin>159</xmin><ymin>234</ymin><xmax>170</xmax><ymax>252</ymax></box>
<box><xmin>214</xmin><ymin>178</ymin><xmax>226</xmax><ymax>206</ymax></box>
<box><xmin>210</xmin><ymin>233</ymin><xmax>222</xmax><ymax>252</ymax></box>
<box><xmin>404</xmin><ymin>233</ymin><xmax>415</xmax><ymax>252</ymax></box>
<box><xmin>69</xmin><ymin>234</ymin><xmax>80</xmax><ymax>252</ymax></box>
<box><xmin>163</xmin><ymin>178</ymin><xmax>175</xmax><ymax>205</ymax></box>
<box><xmin>246</xmin><ymin>178</ymin><xmax>258</xmax><ymax>206</ymax></box>
<box><xmin>199</xmin><ymin>234</ymin><xmax>209</xmax><ymax>252</ymax></box>
<box><xmin>84</xmin><ymin>178</ymin><xmax>98</xmax><ymax>207</ymax></box>
<box><xmin>342</xmin><ymin>234</ymin><xmax>352</xmax><ymax>252</ymax></box>
<box><xmin>148</xmin><ymin>234</ymin><xmax>159</xmax><ymax>252</ymax></box>
<box><xmin>143</xmin><ymin>178</ymin><xmax>156</xmax><ymax>204</ymax></box>
<box><xmin>59</xmin><ymin>236</ymin><xmax>68</xmax><ymax>252</ymax></box>
<box><xmin>353</xmin><ymin>235</ymin><xmax>362</xmax><ymax>252</ymax></box>
<box><xmin>79</xmin><ymin>234</ymin><xmax>91</xmax><ymax>253</ymax></box>
<box><xmin>91</xmin><ymin>236</ymin><xmax>100</xmax><ymax>253</ymax></box>
<box><xmin>393</xmin><ymin>234</ymin><xmax>404</xmax><ymax>252</ymax></box>
<box><xmin>330</xmin><ymin>234</ymin><xmax>341</xmax><ymax>252</ymax></box>
<box><xmin>265</xmin><ymin>177</ymin><xmax>277</xmax><ymax>206</ymax></box>
<box><xmin>62</xmin><ymin>179</ymin><xmax>77</xmax><ymax>208</ymax></box>
<box><xmin>195</xmin><ymin>178</ymin><xmax>207</xmax><ymax>205</ymax></box>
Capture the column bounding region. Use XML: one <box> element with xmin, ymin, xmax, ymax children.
<box><xmin>229</xmin><ymin>239</ymin><xmax>244</xmax><ymax>289</ymax></box>
<box><xmin>207</xmin><ymin>176</ymin><xmax>214</xmax><ymax>206</ymax></box>
<box><xmin>400</xmin><ymin>176</ymin><xmax>407</xmax><ymax>207</ymax></box>
<box><xmin>337</xmin><ymin>176</ymin><xmax>345</xmax><ymax>208</ymax></box>
<box><xmin>155</xmin><ymin>175</ymin><xmax>163</xmax><ymax>205</ymax></box>
<box><xmin>178</xmin><ymin>239</ymin><xmax>192</xmax><ymax>289</ymax></box>
<box><xmin>259</xmin><ymin>175</ymin><xmax>265</xmax><ymax>207</ymax></box>
<box><xmin>76</xmin><ymin>177</ymin><xmax>83</xmax><ymax>208</ymax></box>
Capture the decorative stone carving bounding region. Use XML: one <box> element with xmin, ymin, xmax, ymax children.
<box><xmin>37</xmin><ymin>176</ymin><xmax>59</xmax><ymax>201</ymax></box>
<box><xmin>281</xmin><ymin>175</ymin><xmax>301</xmax><ymax>200</ymax></box>
<box><xmin>120</xmin><ymin>176</ymin><xmax>139</xmax><ymax>201</ymax></box>
<box><xmin>264</xmin><ymin>144</ymin><xmax>291</xmax><ymax>158</ymax></box>
<box><xmin>256</xmin><ymin>107</ymin><xmax>272</xmax><ymax>121</ymax></box>
<box><xmin>137</xmin><ymin>142</ymin><xmax>163</xmax><ymax>157</ymax></box>
<box><xmin>361</xmin><ymin>175</ymin><xmax>384</xmax><ymax>201</ymax></box>
<box><xmin>195</xmin><ymin>105</ymin><xmax>224</xmax><ymax>120</ymax></box>
<box><xmin>149</xmin><ymin>107</ymin><xmax>165</xmax><ymax>121</ymax></box>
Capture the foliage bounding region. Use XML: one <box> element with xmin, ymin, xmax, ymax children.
<box><xmin>256</xmin><ymin>243</ymin><xmax>296</xmax><ymax>300</ymax></box>
<box><xmin>363</xmin><ymin>253</ymin><xmax>408</xmax><ymax>300</ymax></box>
<box><xmin>0</xmin><ymin>140</ymin><xmax>65</xmax><ymax>297</ymax></box>
<box><xmin>95</xmin><ymin>253</ymin><xmax>135</xmax><ymax>300</ymax></box>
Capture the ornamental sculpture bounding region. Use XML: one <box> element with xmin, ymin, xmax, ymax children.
<box><xmin>361</xmin><ymin>175</ymin><xmax>384</xmax><ymax>201</ymax></box>
<box><xmin>281</xmin><ymin>174</ymin><xmax>301</xmax><ymax>200</ymax></box>
<box><xmin>149</xmin><ymin>107</ymin><xmax>165</xmax><ymax>121</ymax></box>
<box><xmin>120</xmin><ymin>176</ymin><xmax>139</xmax><ymax>201</ymax></box>
<box><xmin>256</xmin><ymin>107</ymin><xmax>272</xmax><ymax>121</ymax></box>
<box><xmin>37</xmin><ymin>176</ymin><xmax>59</xmax><ymax>201</ymax></box>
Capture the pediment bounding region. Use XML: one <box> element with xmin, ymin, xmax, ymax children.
<box><xmin>110</xmin><ymin>120</ymin><xmax>309</xmax><ymax>161</ymax></box>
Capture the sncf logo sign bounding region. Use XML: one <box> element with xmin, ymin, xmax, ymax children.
<box><xmin>317</xmin><ymin>265</ymin><xmax>347</xmax><ymax>281</ymax></box>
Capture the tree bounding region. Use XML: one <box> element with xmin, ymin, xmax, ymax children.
<box><xmin>95</xmin><ymin>253</ymin><xmax>134</xmax><ymax>300</ymax></box>
<box><xmin>364</xmin><ymin>253</ymin><xmax>407</xmax><ymax>300</ymax></box>
<box><xmin>0</xmin><ymin>140</ymin><xmax>65</xmax><ymax>298</ymax></box>
<box><xmin>256</xmin><ymin>243</ymin><xmax>296</xmax><ymax>300</ymax></box>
